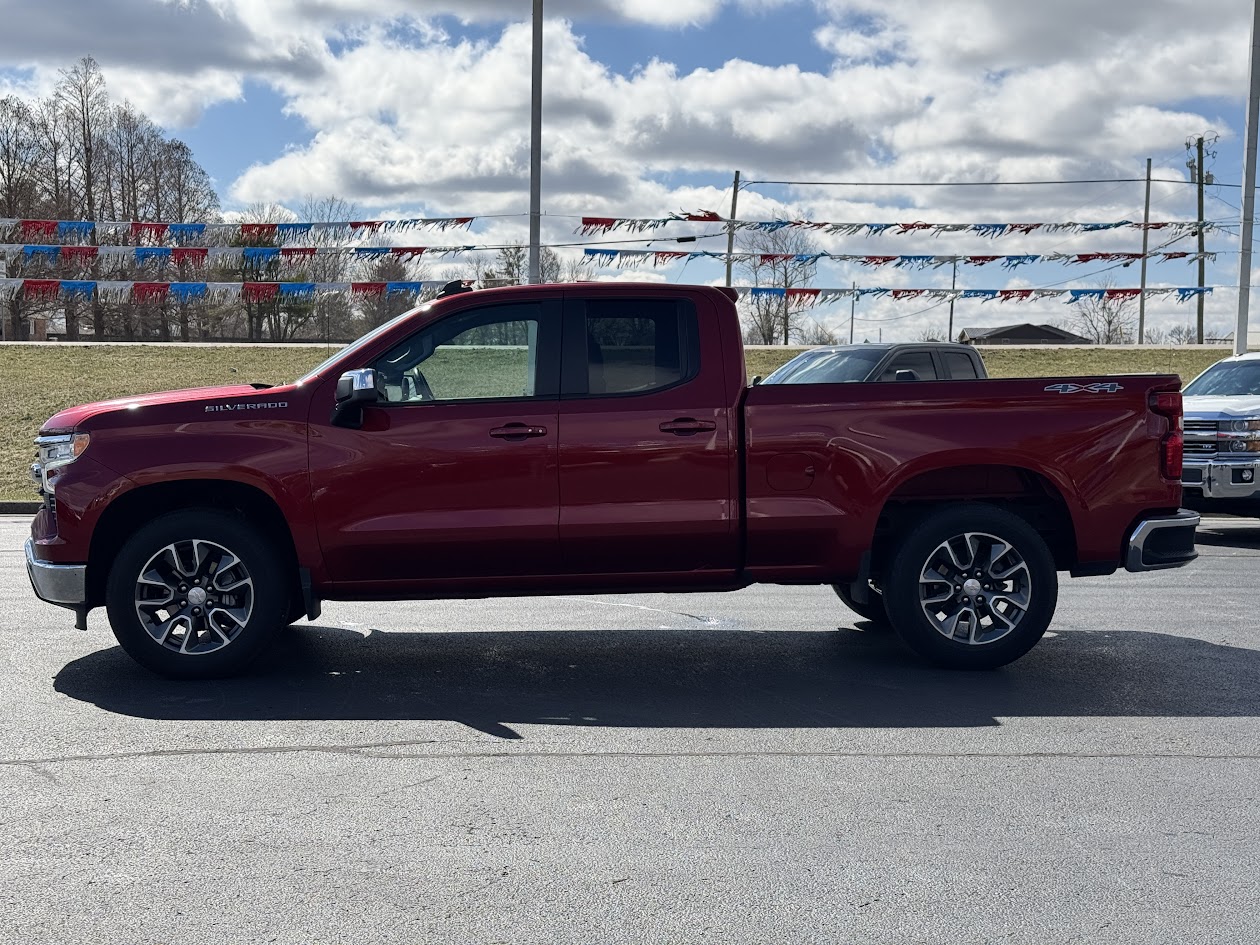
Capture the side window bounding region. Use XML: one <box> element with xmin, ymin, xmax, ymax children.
<box><xmin>373</xmin><ymin>303</ymin><xmax>545</xmax><ymax>403</ymax></box>
<box><xmin>945</xmin><ymin>352</ymin><xmax>980</xmax><ymax>379</ymax></box>
<box><xmin>878</xmin><ymin>351</ymin><xmax>939</xmax><ymax>381</ymax></box>
<box><xmin>583</xmin><ymin>298</ymin><xmax>699</xmax><ymax>395</ymax></box>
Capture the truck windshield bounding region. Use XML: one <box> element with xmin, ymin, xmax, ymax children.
<box><xmin>1184</xmin><ymin>360</ymin><xmax>1260</xmax><ymax>397</ymax></box>
<box><xmin>761</xmin><ymin>347</ymin><xmax>886</xmax><ymax>385</ymax></box>
<box><xmin>295</xmin><ymin>306</ymin><xmax>426</xmax><ymax>385</ymax></box>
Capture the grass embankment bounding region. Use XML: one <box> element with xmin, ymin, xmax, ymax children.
<box><xmin>1</xmin><ymin>343</ymin><xmax>1232</xmax><ymax>502</ymax></box>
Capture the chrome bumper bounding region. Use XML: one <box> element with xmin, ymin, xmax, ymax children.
<box><xmin>1182</xmin><ymin>460</ymin><xmax>1260</xmax><ymax>499</ymax></box>
<box><xmin>24</xmin><ymin>538</ymin><xmax>87</xmax><ymax>608</ymax></box>
<box><xmin>1125</xmin><ymin>510</ymin><xmax>1200</xmax><ymax>572</ymax></box>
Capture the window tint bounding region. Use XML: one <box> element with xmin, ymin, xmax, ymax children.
<box><xmin>374</xmin><ymin>303</ymin><xmax>543</xmax><ymax>403</ymax></box>
<box><xmin>1184</xmin><ymin>360</ymin><xmax>1260</xmax><ymax>396</ymax></box>
<box><xmin>584</xmin><ymin>299</ymin><xmax>698</xmax><ymax>395</ymax></box>
<box><xmin>945</xmin><ymin>352</ymin><xmax>979</xmax><ymax>379</ymax></box>
<box><xmin>878</xmin><ymin>351</ymin><xmax>938</xmax><ymax>381</ymax></box>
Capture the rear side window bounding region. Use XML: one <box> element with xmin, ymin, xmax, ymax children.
<box><xmin>945</xmin><ymin>352</ymin><xmax>980</xmax><ymax>379</ymax></box>
<box><xmin>579</xmin><ymin>298</ymin><xmax>699</xmax><ymax>395</ymax></box>
<box><xmin>878</xmin><ymin>351</ymin><xmax>939</xmax><ymax>381</ymax></box>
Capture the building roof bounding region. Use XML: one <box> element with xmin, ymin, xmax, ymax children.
<box><xmin>959</xmin><ymin>323</ymin><xmax>1091</xmax><ymax>343</ymax></box>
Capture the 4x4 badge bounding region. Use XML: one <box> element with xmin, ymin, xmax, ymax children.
<box><xmin>1044</xmin><ymin>382</ymin><xmax>1125</xmax><ymax>394</ymax></box>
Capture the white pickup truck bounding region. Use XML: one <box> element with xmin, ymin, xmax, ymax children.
<box><xmin>1181</xmin><ymin>352</ymin><xmax>1260</xmax><ymax>502</ymax></box>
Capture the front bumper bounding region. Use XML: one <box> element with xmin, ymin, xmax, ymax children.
<box><xmin>24</xmin><ymin>538</ymin><xmax>87</xmax><ymax>609</ymax></box>
<box><xmin>1125</xmin><ymin>509</ymin><xmax>1200</xmax><ymax>572</ymax></box>
<box><xmin>1182</xmin><ymin>460</ymin><xmax>1260</xmax><ymax>499</ymax></box>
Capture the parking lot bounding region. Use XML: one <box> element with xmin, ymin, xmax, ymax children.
<box><xmin>2</xmin><ymin>513</ymin><xmax>1258</xmax><ymax>944</ymax></box>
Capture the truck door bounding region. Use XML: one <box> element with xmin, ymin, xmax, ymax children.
<box><xmin>556</xmin><ymin>294</ymin><xmax>737</xmax><ymax>577</ymax></box>
<box><xmin>309</xmin><ymin>299</ymin><xmax>562</xmax><ymax>589</ymax></box>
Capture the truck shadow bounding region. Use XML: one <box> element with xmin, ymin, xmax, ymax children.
<box><xmin>1195</xmin><ymin>527</ymin><xmax>1260</xmax><ymax>550</ymax></box>
<box><xmin>53</xmin><ymin>625</ymin><xmax>1260</xmax><ymax>738</ymax></box>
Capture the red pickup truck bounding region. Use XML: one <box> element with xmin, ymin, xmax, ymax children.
<box><xmin>25</xmin><ymin>282</ymin><xmax>1198</xmax><ymax>678</ymax></box>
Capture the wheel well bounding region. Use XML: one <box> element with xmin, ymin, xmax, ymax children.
<box><xmin>869</xmin><ymin>465</ymin><xmax>1077</xmax><ymax>579</ymax></box>
<box><xmin>87</xmin><ymin>479</ymin><xmax>301</xmax><ymax>608</ymax></box>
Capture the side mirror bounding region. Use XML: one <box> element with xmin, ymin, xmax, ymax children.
<box><xmin>751</xmin><ymin>375</ymin><xmax>763</xmax><ymax>386</ymax></box>
<box><xmin>894</xmin><ymin>369</ymin><xmax>921</xmax><ymax>382</ymax></box>
<box><xmin>332</xmin><ymin>368</ymin><xmax>380</xmax><ymax>428</ymax></box>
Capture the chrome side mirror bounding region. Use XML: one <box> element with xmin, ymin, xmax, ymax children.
<box><xmin>332</xmin><ymin>369</ymin><xmax>380</xmax><ymax>427</ymax></box>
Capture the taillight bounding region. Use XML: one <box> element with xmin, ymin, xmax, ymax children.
<box><xmin>1150</xmin><ymin>389</ymin><xmax>1183</xmax><ymax>480</ymax></box>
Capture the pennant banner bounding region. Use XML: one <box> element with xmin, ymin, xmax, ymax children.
<box><xmin>0</xmin><ymin>216</ymin><xmax>480</xmax><ymax>246</ymax></box>
<box><xmin>581</xmin><ymin>247</ymin><xmax>1216</xmax><ymax>269</ymax></box>
<box><xmin>0</xmin><ymin>279</ymin><xmax>455</xmax><ymax>303</ymax></box>
<box><xmin>730</xmin><ymin>286</ymin><xmax>1214</xmax><ymax>308</ymax></box>
<box><xmin>574</xmin><ymin>215</ymin><xmax>1221</xmax><ymax>238</ymax></box>
<box><xmin>0</xmin><ymin>244</ymin><xmax>478</xmax><ymax>265</ymax></box>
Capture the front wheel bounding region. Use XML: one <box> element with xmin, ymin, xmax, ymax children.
<box><xmin>105</xmin><ymin>510</ymin><xmax>290</xmax><ymax>679</ymax></box>
<box><xmin>882</xmin><ymin>504</ymin><xmax>1058</xmax><ymax>670</ymax></box>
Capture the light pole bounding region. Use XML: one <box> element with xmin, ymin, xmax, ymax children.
<box><xmin>528</xmin><ymin>0</ymin><xmax>543</xmax><ymax>284</ymax></box>
<box><xmin>1236</xmin><ymin>0</ymin><xmax>1260</xmax><ymax>354</ymax></box>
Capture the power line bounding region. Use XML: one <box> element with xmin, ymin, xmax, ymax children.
<box><xmin>744</xmin><ymin>177</ymin><xmax>1214</xmax><ymax>188</ymax></box>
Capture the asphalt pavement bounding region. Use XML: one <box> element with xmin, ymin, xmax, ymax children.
<box><xmin>1</xmin><ymin>514</ymin><xmax>1258</xmax><ymax>944</ymax></box>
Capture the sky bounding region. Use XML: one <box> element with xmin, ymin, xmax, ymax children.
<box><xmin>0</xmin><ymin>0</ymin><xmax>1254</xmax><ymax>343</ymax></box>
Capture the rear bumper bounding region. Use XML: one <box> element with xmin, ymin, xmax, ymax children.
<box><xmin>1125</xmin><ymin>509</ymin><xmax>1200</xmax><ymax>572</ymax></box>
<box><xmin>24</xmin><ymin>538</ymin><xmax>87</xmax><ymax>609</ymax></box>
<box><xmin>1182</xmin><ymin>460</ymin><xmax>1260</xmax><ymax>499</ymax></box>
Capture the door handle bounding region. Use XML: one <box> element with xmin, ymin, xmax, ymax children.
<box><xmin>659</xmin><ymin>418</ymin><xmax>717</xmax><ymax>436</ymax></box>
<box><xmin>489</xmin><ymin>423</ymin><xmax>548</xmax><ymax>440</ymax></box>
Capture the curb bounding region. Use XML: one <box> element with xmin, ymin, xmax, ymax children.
<box><xmin>0</xmin><ymin>502</ymin><xmax>40</xmax><ymax>514</ymax></box>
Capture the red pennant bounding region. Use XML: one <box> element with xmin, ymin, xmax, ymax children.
<box><xmin>998</xmin><ymin>290</ymin><xmax>1034</xmax><ymax>302</ymax></box>
<box><xmin>653</xmin><ymin>251</ymin><xmax>687</xmax><ymax>264</ymax></box>
<box><xmin>351</xmin><ymin>282</ymin><xmax>387</xmax><ymax>297</ymax></box>
<box><xmin>389</xmin><ymin>247</ymin><xmax>427</xmax><ymax>257</ymax></box>
<box><xmin>860</xmin><ymin>256</ymin><xmax>898</xmax><ymax>267</ymax></box>
<box><xmin>172</xmin><ymin>247</ymin><xmax>208</xmax><ymax>265</ymax></box>
<box><xmin>20</xmin><ymin>220</ymin><xmax>57</xmax><ymax>239</ymax></box>
<box><xmin>240</xmin><ymin>223</ymin><xmax>277</xmax><ymax>241</ymax></box>
<box><xmin>1105</xmin><ymin>289</ymin><xmax>1142</xmax><ymax>300</ymax></box>
<box><xmin>1007</xmin><ymin>224</ymin><xmax>1043</xmax><ymax>235</ymax></box>
<box><xmin>132</xmin><ymin>282</ymin><xmax>170</xmax><ymax>302</ymax></box>
<box><xmin>349</xmin><ymin>221</ymin><xmax>383</xmax><ymax>233</ymax></box>
<box><xmin>758</xmin><ymin>254</ymin><xmax>793</xmax><ymax>263</ymax></box>
<box><xmin>966</xmin><ymin>256</ymin><xmax>1001</xmax><ymax>266</ymax></box>
<box><xmin>579</xmin><ymin>218</ymin><xmax>617</xmax><ymax>235</ymax></box>
<box><xmin>896</xmin><ymin>222</ymin><xmax>932</xmax><ymax>233</ymax></box>
<box><xmin>23</xmin><ymin>279</ymin><xmax>61</xmax><ymax>300</ymax></box>
<box><xmin>786</xmin><ymin>288</ymin><xmax>820</xmax><ymax>299</ymax></box>
<box><xmin>242</xmin><ymin>282</ymin><xmax>280</xmax><ymax>302</ymax></box>
<box><xmin>61</xmin><ymin>246</ymin><xmax>99</xmax><ymax>262</ymax></box>
<box><xmin>131</xmin><ymin>222</ymin><xmax>169</xmax><ymax>242</ymax></box>
<box><xmin>685</xmin><ymin>210</ymin><xmax>722</xmax><ymax>222</ymax></box>
<box><xmin>1162</xmin><ymin>252</ymin><xmax>1189</xmax><ymax>260</ymax></box>
<box><xmin>280</xmin><ymin>247</ymin><xmax>317</xmax><ymax>258</ymax></box>
<box><xmin>891</xmin><ymin>289</ymin><xmax>925</xmax><ymax>299</ymax></box>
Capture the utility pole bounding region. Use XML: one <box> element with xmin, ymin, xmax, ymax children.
<box><xmin>849</xmin><ymin>282</ymin><xmax>856</xmax><ymax>343</ymax></box>
<box><xmin>1195</xmin><ymin>135</ymin><xmax>1206</xmax><ymax>342</ymax></box>
<box><xmin>1138</xmin><ymin>157</ymin><xmax>1152</xmax><ymax>344</ymax></box>
<box><xmin>948</xmin><ymin>258</ymin><xmax>958</xmax><ymax>342</ymax></box>
<box><xmin>724</xmin><ymin>170</ymin><xmax>740</xmax><ymax>287</ymax></box>
<box><xmin>527</xmin><ymin>0</ymin><xmax>543</xmax><ymax>284</ymax></box>
<box><xmin>1237</xmin><ymin>0</ymin><xmax>1260</xmax><ymax>355</ymax></box>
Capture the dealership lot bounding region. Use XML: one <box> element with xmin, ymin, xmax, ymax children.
<box><xmin>2</xmin><ymin>514</ymin><xmax>1258</xmax><ymax>943</ymax></box>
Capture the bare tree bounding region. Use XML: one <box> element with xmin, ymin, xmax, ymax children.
<box><xmin>1069</xmin><ymin>280</ymin><xmax>1137</xmax><ymax>344</ymax></box>
<box><xmin>735</xmin><ymin>227</ymin><xmax>821</xmax><ymax>345</ymax></box>
<box><xmin>0</xmin><ymin>96</ymin><xmax>37</xmax><ymax>339</ymax></box>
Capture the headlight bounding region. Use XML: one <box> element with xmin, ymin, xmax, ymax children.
<box><xmin>1228</xmin><ymin>418</ymin><xmax>1260</xmax><ymax>433</ymax></box>
<box><xmin>33</xmin><ymin>433</ymin><xmax>90</xmax><ymax>494</ymax></box>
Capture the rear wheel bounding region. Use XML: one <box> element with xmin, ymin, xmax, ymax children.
<box><xmin>882</xmin><ymin>504</ymin><xmax>1058</xmax><ymax>670</ymax></box>
<box><xmin>105</xmin><ymin>510</ymin><xmax>289</xmax><ymax>679</ymax></box>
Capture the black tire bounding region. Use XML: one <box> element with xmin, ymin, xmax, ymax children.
<box><xmin>105</xmin><ymin>509</ymin><xmax>289</xmax><ymax>679</ymax></box>
<box><xmin>832</xmin><ymin>582</ymin><xmax>889</xmax><ymax>625</ymax></box>
<box><xmin>882</xmin><ymin>503</ymin><xmax>1058</xmax><ymax>670</ymax></box>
